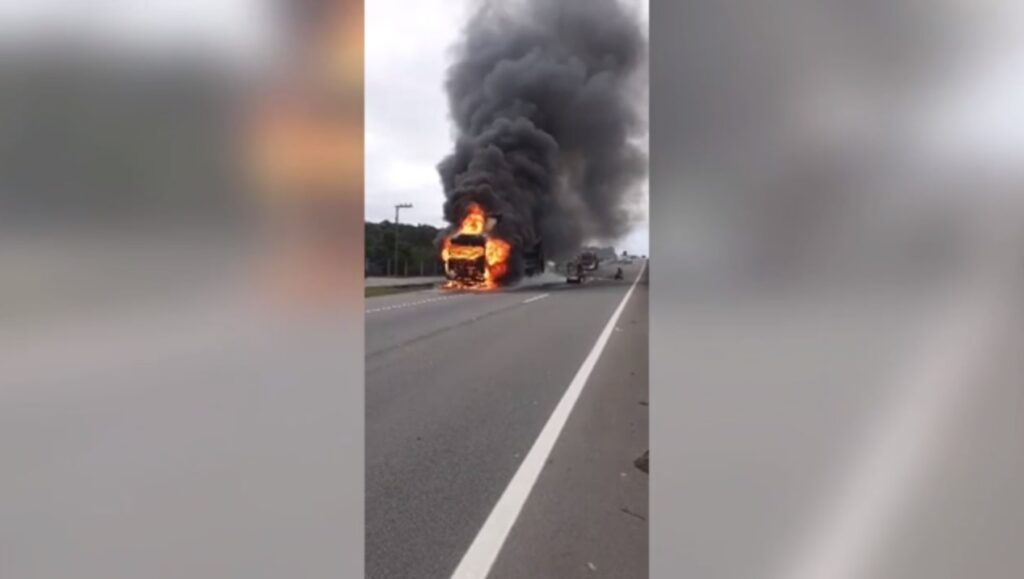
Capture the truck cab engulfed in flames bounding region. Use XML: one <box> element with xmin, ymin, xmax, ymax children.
<box><xmin>443</xmin><ymin>233</ymin><xmax>489</xmax><ymax>286</ymax></box>
<box><xmin>441</xmin><ymin>203</ymin><xmax>545</xmax><ymax>290</ymax></box>
<box><xmin>441</xmin><ymin>204</ymin><xmax>510</xmax><ymax>290</ymax></box>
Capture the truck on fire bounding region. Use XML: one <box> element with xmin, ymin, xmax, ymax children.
<box><xmin>444</xmin><ymin>231</ymin><xmax>490</xmax><ymax>286</ymax></box>
<box><xmin>442</xmin><ymin>207</ymin><xmax>543</xmax><ymax>289</ymax></box>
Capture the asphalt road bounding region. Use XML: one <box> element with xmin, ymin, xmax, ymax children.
<box><xmin>652</xmin><ymin>204</ymin><xmax>1024</xmax><ymax>579</ymax></box>
<box><xmin>366</xmin><ymin>276</ymin><xmax>445</xmax><ymax>288</ymax></box>
<box><xmin>366</xmin><ymin>261</ymin><xmax>649</xmax><ymax>578</ymax></box>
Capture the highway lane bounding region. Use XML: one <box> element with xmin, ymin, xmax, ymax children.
<box><xmin>365</xmin><ymin>271</ymin><xmax>613</xmax><ymax>359</ymax></box>
<box><xmin>365</xmin><ymin>262</ymin><xmax>648</xmax><ymax>578</ymax></box>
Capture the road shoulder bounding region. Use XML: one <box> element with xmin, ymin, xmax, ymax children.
<box><xmin>487</xmin><ymin>271</ymin><xmax>649</xmax><ymax>578</ymax></box>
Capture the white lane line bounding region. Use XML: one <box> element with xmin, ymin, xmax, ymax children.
<box><xmin>365</xmin><ymin>294</ymin><xmax>458</xmax><ymax>314</ymax></box>
<box><xmin>778</xmin><ymin>245</ymin><xmax>1010</xmax><ymax>578</ymax></box>
<box><xmin>451</xmin><ymin>261</ymin><xmax>646</xmax><ymax>579</ymax></box>
<box><xmin>522</xmin><ymin>294</ymin><xmax>549</xmax><ymax>304</ymax></box>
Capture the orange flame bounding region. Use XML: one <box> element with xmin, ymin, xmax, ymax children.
<box><xmin>484</xmin><ymin>237</ymin><xmax>511</xmax><ymax>282</ymax></box>
<box><xmin>460</xmin><ymin>204</ymin><xmax>486</xmax><ymax>235</ymax></box>
<box><xmin>442</xmin><ymin>203</ymin><xmax>511</xmax><ymax>290</ymax></box>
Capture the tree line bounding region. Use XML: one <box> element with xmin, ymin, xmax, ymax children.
<box><xmin>365</xmin><ymin>221</ymin><xmax>444</xmax><ymax>277</ymax></box>
<box><xmin>364</xmin><ymin>220</ymin><xmax>626</xmax><ymax>277</ymax></box>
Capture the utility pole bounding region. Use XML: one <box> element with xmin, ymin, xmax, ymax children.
<box><xmin>393</xmin><ymin>203</ymin><xmax>412</xmax><ymax>277</ymax></box>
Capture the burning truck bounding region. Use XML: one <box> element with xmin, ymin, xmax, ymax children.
<box><xmin>441</xmin><ymin>203</ymin><xmax>544</xmax><ymax>290</ymax></box>
<box><xmin>435</xmin><ymin>0</ymin><xmax>646</xmax><ymax>292</ymax></box>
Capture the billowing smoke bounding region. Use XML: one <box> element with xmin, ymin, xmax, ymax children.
<box><xmin>438</xmin><ymin>0</ymin><xmax>647</xmax><ymax>282</ymax></box>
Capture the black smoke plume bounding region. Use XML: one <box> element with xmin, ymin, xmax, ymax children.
<box><xmin>438</xmin><ymin>0</ymin><xmax>647</xmax><ymax>282</ymax></box>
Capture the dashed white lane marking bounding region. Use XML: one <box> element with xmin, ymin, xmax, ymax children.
<box><xmin>367</xmin><ymin>289</ymin><xmax>551</xmax><ymax>314</ymax></box>
<box><xmin>521</xmin><ymin>294</ymin><xmax>549</xmax><ymax>304</ymax></box>
<box><xmin>451</xmin><ymin>261</ymin><xmax>646</xmax><ymax>579</ymax></box>
<box><xmin>365</xmin><ymin>294</ymin><xmax>459</xmax><ymax>314</ymax></box>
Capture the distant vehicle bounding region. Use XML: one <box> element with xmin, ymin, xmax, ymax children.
<box><xmin>521</xmin><ymin>240</ymin><xmax>545</xmax><ymax>277</ymax></box>
<box><xmin>579</xmin><ymin>251</ymin><xmax>599</xmax><ymax>271</ymax></box>
<box><xmin>566</xmin><ymin>260</ymin><xmax>583</xmax><ymax>284</ymax></box>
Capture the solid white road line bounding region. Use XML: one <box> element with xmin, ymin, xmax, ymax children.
<box><xmin>451</xmin><ymin>261</ymin><xmax>647</xmax><ymax>579</ymax></box>
<box><xmin>522</xmin><ymin>294</ymin><xmax>549</xmax><ymax>304</ymax></box>
<box><xmin>778</xmin><ymin>262</ymin><xmax>1009</xmax><ymax>577</ymax></box>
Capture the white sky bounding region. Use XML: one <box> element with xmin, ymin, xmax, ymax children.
<box><xmin>366</xmin><ymin>0</ymin><xmax>650</xmax><ymax>255</ymax></box>
<box><xmin>6</xmin><ymin>0</ymin><xmax>1022</xmax><ymax>255</ymax></box>
<box><xmin>365</xmin><ymin>0</ymin><xmax>468</xmax><ymax>228</ymax></box>
<box><xmin>0</xmin><ymin>0</ymin><xmax>277</xmax><ymax>61</ymax></box>
<box><xmin>916</xmin><ymin>0</ymin><xmax>1024</xmax><ymax>170</ymax></box>
<box><xmin>0</xmin><ymin>0</ymin><xmax>651</xmax><ymax>254</ymax></box>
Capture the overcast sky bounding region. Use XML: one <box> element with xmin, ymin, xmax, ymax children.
<box><xmin>2</xmin><ymin>0</ymin><xmax>649</xmax><ymax>255</ymax></box>
<box><xmin>0</xmin><ymin>0</ymin><xmax>276</xmax><ymax>61</ymax></box>
<box><xmin>366</xmin><ymin>0</ymin><xmax>650</xmax><ymax>255</ymax></box>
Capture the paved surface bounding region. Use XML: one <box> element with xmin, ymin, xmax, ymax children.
<box><xmin>366</xmin><ymin>262</ymin><xmax>649</xmax><ymax>578</ymax></box>
<box><xmin>652</xmin><ymin>205</ymin><xmax>1024</xmax><ymax>579</ymax></box>
<box><xmin>1</xmin><ymin>254</ymin><xmax>363</xmax><ymax>579</ymax></box>
<box><xmin>366</xmin><ymin>276</ymin><xmax>444</xmax><ymax>288</ymax></box>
